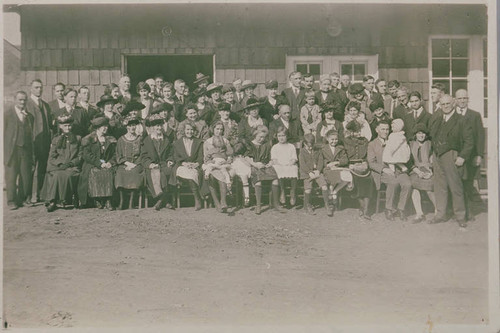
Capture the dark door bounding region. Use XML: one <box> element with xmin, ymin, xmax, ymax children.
<box><xmin>125</xmin><ymin>55</ymin><xmax>213</xmax><ymax>93</ymax></box>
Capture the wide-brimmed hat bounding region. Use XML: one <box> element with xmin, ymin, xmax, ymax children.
<box><xmin>414</xmin><ymin>123</ymin><xmax>428</xmax><ymax>135</ymax></box>
<box><xmin>145</xmin><ymin>114</ymin><xmax>165</xmax><ymax>127</ymax></box>
<box><xmin>192</xmin><ymin>87</ymin><xmax>207</xmax><ymax>99</ymax></box>
<box><xmin>242</xmin><ymin>80</ymin><xmax>257</xmax><ymax>90</ymax></box>
<box><xmin>242</xmin><ymin>97</ymin><xmax>263</xmax><ymax>111</ymax></box>
<box><xmin>265</xmin><ymin>80</ymin><xmax>278</xmax><ymax>90</ymax></box>
<box><xmin>150</xmin><ymin>103</ymin><xmax>173</xmax><ymax>115</ymax></box>
<box><xmin>221</xmin><ymin>84</ymin><xmax>235</xmax><ymax>94</ymax></box>
<box><xmin>122</xmin><ymin>115</ymin><xmax>141</xmax><ymax>126</ymax></box>
<box><xmin>319</xmin><ymin>103</ymin><xmax>337</xmax><ymax>113</ymax></box>
<box><xmin>122</xmin><ymin>101</ymin><xmax>145</xmax><ymax>116</ymax></box>
<box><xmin>57</xmin><ymin>114</ymin><xmax>74</xmax><ymax>124</ymax></box>
<box><xmin>206</xmin><ymin>83</ymin><xmax>223</xmax><ymax>95</ymax></box>
<box><xmin>96</xmin><ymin>94</ymin><xmax>118</xmax><ymax>108</ymax></box>
<box><xmin>193</xmin><ymin>73</ymin><xmax>210</xmax><ymax>85</ymax></box>
<box><xmin>217</xmin><ymin>102</ymin><xmax>231</xmax><ymax>112</ymax></box>
<box><xmin>348</xmin><ymin>83</ymin><xmax>365</xmax><ymax>95</ymax></box>
<box><xmin>91</xmin><ymin>116</ymin><xmax>109</xmax><ymax>129</ymax></box>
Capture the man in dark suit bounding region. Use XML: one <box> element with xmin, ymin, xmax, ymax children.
<box><xmin>119</xmin><ymin>75</ymin><xmax>132</xmax><ymax>103</ymax></box>
<box><xmin>455</xmin><ymin>89</ymin><xmax>485</xmax><ymax>220</ymax></box>
<box><xmin>430</xmin><ymin>83</ymin><xmax>446</xmax><ymax>114</ymax></box>
<box><xmin>4</xmin><ymin>91</ymin><xmax>34</xmax><ymax>209</ymax></box>
<box><xmin>281</xmin><ymin>71</ymin><xmax>306</xmax><ymax>121</ymax></box>
<box><xmin>260</xmin><ymin>80</ymin><xmax>285</xmax><ymax>124</ymax></box>
<box><xmin>26</xmin><ymin>79</ymin><xmax>53</xmax><ymax>203</ymax></box>
<box><xmin>392</xmin><ymin>87</ymin><xmax>411</xmax><ymax>120</ymax></box>
<box><xmin>402</xmin><ymin>92</ymin><xmax>431</xmax><ymax>140</ymax></box>
<box><xmin>340</xmin><ymin>74</ymin><xmax>350</xmax><ymax>93</ymax></box>
<box><xmin>385</xmin><ymin>80</ymin><xmax>400</xmax><ymax>118</ymax></box>
<box><xmin>48</xmin><ymin>82</ymin><xmax>66</xmax><ymax>118</ymax></box>
<box><xmin>367</xmin><ymin>121</ymin><xmax>412</xmax><ymax>220</ymax></box>
<box><xmin>269</xmin><ymin>104</ymin><xmax>303</xmax><ymax>146</ymax></box>
<box><xmin>429</xmin><ymin>94</ymin><xmax>473</xmax><ymax>228</ymax></box>
<box><xmin>77</xmin><ymin>86</ymin><xmax>99</xmax><ymax>120</ymax></box>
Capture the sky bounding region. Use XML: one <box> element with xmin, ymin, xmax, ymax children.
<box><xmin>3</xmin><ymin>12</ymin><xmax>21</xmax><ymax>46</ymax></box>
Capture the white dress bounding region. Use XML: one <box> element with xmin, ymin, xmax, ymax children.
<box><xmin>270</xmin><ymin>143</ymin><xmax>298</xmax><ymax>179</ymax></box>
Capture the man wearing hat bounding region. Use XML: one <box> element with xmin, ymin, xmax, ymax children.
<box><xmin>281</xmin><ymin>71</ymin><xmax>306</xmax><ymax>121</ymax></box>
<box><xmin>240</xmin><ymin>80</ymin><xmax>258</xmax><ymax>107</ymax></box>
<box><xmin>260</xmin><ymin>80</ymin><xmax>285</xmax><ymax>124</ymax></box>
<box><xmin>220</xmin><ymin>84</ymin><xmax>243</xmax><ymax>123</ymax></box>
<box><xmin>193</xmin><ymin>73</ymin><xmax>210</xmax><ymax>90</ymax></box>
<box><xmin>269</xmin><ymin>104</ymin><xmax>303</xmax><ymax>146</ymax></box>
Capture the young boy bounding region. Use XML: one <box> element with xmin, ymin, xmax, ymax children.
<box><xmin>299</xmin><ymin>133</ymin><xmax>334</xmax><ymax>216</ymax></box>
<box><xmin>300</xmin><ymin>90</ymin><xmax>321</xmax><ymax>136</ymax></box>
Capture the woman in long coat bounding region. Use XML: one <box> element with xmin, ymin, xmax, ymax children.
<box><xmin>42</xmin><ymin>114</ymin><xmax>82</xmax><ymax>212</ymax></box>
<box><xmin>141</xmin><ymin>114</ymin><xmax>175</xmax><ymax>211</ymax></box>
<box><xmin>238</xmin><ymin>98</ymin><xmax>268</xmax><ymax>144</ymax></box>
<box><xmin>78</xmin><ymin>117</ymin><xmax>117</xmax><ymax>210</ymax></box>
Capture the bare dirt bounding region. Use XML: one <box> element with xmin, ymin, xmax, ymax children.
<box><xmin>3</xmin><ymin>201</ymin><xmax>488</xmax><ymax>328</ymax></box>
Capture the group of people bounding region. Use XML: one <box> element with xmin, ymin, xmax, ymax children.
<box><xmin>4</xmin><ymin>70</ymin><xmax>484</xmax><ymax>228</ymax></box>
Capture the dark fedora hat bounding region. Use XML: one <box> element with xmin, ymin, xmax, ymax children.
<box><xmin>91</xmin><ymin>116</ymin><xmax>109</xmax><ymax>128</ymax></box>
<box><xmin>122</xmin><ymin>101</ymin><xmax>145</xmax><ymax>116</ymax></box>
<box><xmin>242</xmin><ymin>97</ymin><xmax>263</xmax><ymax>111</ymax></box>
<box><xmin>348</xmin><ymin>83</ymin><xmax>365</xmax><ymax>95</ymax></box>
<box><xmin>96</xmin><ymin>94</ymin><xmax>118</xmax><ymax>108</ymax></box>
<box><xmin>217</xmin><ymin>102</ymin><xmax>231</xmax><ymax>112</ymax></box>
<box><xmin>193</xmin><ymin>72</ymin><xmax>210</xmax><ymax>85</ymax></box>
<box><xmin>265</xmin><ymin>80</ymin><xmax>278</xmax><ymax>90</ymax></box>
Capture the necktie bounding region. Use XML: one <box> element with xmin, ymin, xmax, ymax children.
<box><xmin>417</xmin><ymin>146</ymin><xmax>422</xmax><ymax>162</ymax></box>
<box><xmin>307</xmin><ymin>109</ymin><xmax>313</xmax><ymax>124</ymax></box>
<box><xmin>414</xmin><ymin>110</ymin><xmax>418</xmax><ymax>119</ymax></box>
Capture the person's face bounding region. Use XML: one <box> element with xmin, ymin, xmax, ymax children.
<box><xmin>97</xmin><ymin>125</ymin><xmax>108</xmax><ymax>136</ymax></box>
<box><xmin>184</xmin><ymin>125</ymin><xmax>194</xmax><ymax>138</ymax></box>
<box><xmin>155</xmin><ymin>78</ymin><xmax>164</xmax><ymax>88</ymax></box>
<box><xmin>213</xmin><ymin>124</ymin><xmax>224</xmax><ymax>137</ymax></box>
<box><xmin>126</xmin><ymin>123</ymin><xmax>136</xmax><ymax>135</ymax></box>
<box><xmin>304</xmin><ymin>76</ymin><xmax>314</xmax><ymax>89</ymax></box>
<box><xmin>79</xmin><ymin>88</ymin><xmax>90</xmax><ymax>102</ymax></box>
<box><xmin>60</xmin><ymin>123</ymin><xmax>72</xmax><ymax>134</ymax></box>
<box><xmin>440</xmin><ymin>97</ymin><xmax>454</xmax><ymax>114</ymax></box>
<box><xmin>186</xmin><ymin>109</ymin><xmax>198</xmax><ymax>121</ymax></box>
<box><xmin>304</xmin><ymin>141</ymin><xmax>313</xmax><ymax>150</ymax></box>
<box><xmin>277</xmin><ymin>132</ymin><xmax>287</xmax><ymax>144</ymax></box>
<box><xmin>374</xmin><ymin>107</ymin><xmax>385</xmax><ymax>117</ymax></box>
<box><xmin>111</xmin><ymin>87</ymin><xmax>121</xmax><ymax>99</ymax></box>
<box><xmin>331</xmin><ymin>76</ymin><xmax>340</xmax><ymax>87</ymax></box>
<box><xmin>376</xmin><ymin>81</ymin><xmax>387</xmax><ymax>94</ymax></box>
<box><xmin>211</xmin><ymin>91</ymin><xmax>221</xmax><ymax>101</ymax></box>
<box><xmin>31</xmin><ymin>82</ymin><xmax>43</xmax><ymax>97</ymax></box>
<box><xmin>268</xmin><ymin>87</ymin><xmax>278</xmax><ymax>98</ymax></box>
<box><xmin>255</xmin><ymin>132</ymin><xmax>267</xmax><ymax>144</ymax></box>
<box><xmin>153</xmin><ymin>124</ymin><xmax>162</xmax><ymax>135</ymax></box>
<box><xmin>65</xmin><ymin>91</ymin><xmax>77</xmax><ymax>107</ymax></box>
<box><xmin>183</xmin><ymin>87</ymin><xmax>190</xmax><ymax>96</ymax></box>
<box><xmin>306</xmin><ymin>96</ymin><xmax>315</xmax><ymax>106</ymax></box>
<box><xmin>147</xmin><ymin>82</ymin><xmax>155</xmax><ymax>92</ymax></box>
<box><xmin>431</xmin><ymin>88</ymin><xmax>442</xmax><ymax>103</ymax></box>
<box><xmin>327</xmin><ymin>135</ymin><xmax>339</xmax><ymax>147</ymax></box>
<box><xmin>176</xmin><ymin>82</ymin><xmax>186</xmax><ymax>95</ymax></box>
<box><xmin>280</xmin><ymin>106</ymin><xmax>291</xmax><ymax>121</ymax></box>
<box><xmin>363</xmin><ymin>79</ymin><xmax>375</xmax><ymax>92</ymax></box>
<box><xmin>197</xmin><ymin>96</ymin><xmax>206</xmax><ymax>104</ymax></box>
<box><xmin>104</xmin><ymin>101</ymin><xmax>114</xmax><ymax>113</ymax></box>
<box><xmin>388</xmin><ymin>86</ymin><xmax>398</xmax><ymax>99</ymax></box>
<box><xmin>249</xmin><ymin>107</ymin><xmax>259</xmax><ymax>118</ymax></box>
<box><xmin>455</xmin><ymin>90</ymin><xmax>469</xmax><ymax>109</ymax></box>
<box><xmin>163</xmin><ymin>87</ymin><xmax>173</xmax><ymax>99</ymax></box>
<box><xmin>244</xmin><ymin>87</ymin><xmax>254</xmax><ymax>96</ymax></box>
<box><xmin>348</xmin><ymin>107</ymin><xmax>359</xmax><ymax>119</ymax></box>
<box><xmin>340</xmin><ymin>75</ymin><xmax>350</xmax><ymax>87</ymax></box>
<box><xmin>291</xmin><ymin>73</ymin><xmax>302</xmax><ymax>88</ymax></box>
<box><xmin>320</xmin><ymin>80</ymin><xmax>331</xmax><ymax>92</ymax></box>
<box><xmin>409</xmin><ymin>96</ymin><xmax>421</xmax><ymax>110</ymax></box>
<box><xmin>15</xmin><ymin>93</ymin><xmax>27</xmax><ymax>109</ymax></box>
<box><xmin>233</xmin><ymin>82</ymin><xmax>242</xmax><ymax>91</ymax></box>
<box><xmin>397</xmin><ymin>91</ymin><xmax>408</xmax><ymax>104</ymax></box>
<box><xmin>129</xmin><ymin>110</ymin><xmax>139</xmax><ymax>118</ymax></box>
<box><xmin>199</xmin><ymin>81</ymin><xmax>208</xmax><ymax>89</ymax></box>
<box><xmin>54</xmin><ymin>85</ymin><xmax>65</xmax><ymax>100</ymax></box>
<box><xmin>376</xmin><ymin>124</ymin><xmax>390</xmax><ymax>139</ymax></box>
<box><xmin>223</xmin><ymin>91</ymin><xmax>234</xmax><ymax>103</ymax></box>
<box><xmin>139</xmin><ymin>89</ymin><xmax>149</xmax><ymax>99</ymax></box>
<box><xmin>416</xmin><ymin>131</ymin><xmax>426</xmax><ymax>143</ymax></box>
<box><xmin>354</xmin><ymin>93</ymin><xmax>364</xmax><ymax>101</ymax></box>
<box><xmin>219</xmin><ymin>110</ymin><xmax>230</xmax><ymax>121</ymax></box>
<box><xmin>120</xmin><ymin>77</ymin><xmax>131</xmax><ymax>91</ymax></box>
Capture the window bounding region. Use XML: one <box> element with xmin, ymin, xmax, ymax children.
<box><xmin>430</xmin><ymin>38</ymin><xmax>469</xmax><ymax>95</ymax></box>
<box><xmin>340</xmin><ymin>62</ymin><xmax>367</xmax><ymax>82</ymax></box>
<box><xmin>295</xmin><ymin>62</ymin><xmax>321</xmax><ymax>81</ymax></box>
<box><xmin>483</xmin><ymin>38</ymin><xmax>487</xmax><ymax>118</ymax></box>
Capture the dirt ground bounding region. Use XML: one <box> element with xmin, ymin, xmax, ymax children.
<box><xmin>3</xmin><ymin>199</ymin><xmax>488</xmax><ymax>328</ymax></box>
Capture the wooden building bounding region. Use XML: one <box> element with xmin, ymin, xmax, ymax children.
<box><xmin>5</xmin><ymin>3</ymin><xmax>488</xmax><ymax>120</ymax></box>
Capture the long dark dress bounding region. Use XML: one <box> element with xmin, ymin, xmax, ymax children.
<box><xmin>115</xmin><ymin>135</ymin><xmax>144</xmax><ymax>189</ymax></box>
<box><xmin>141</xmin><ymin>135</ymin><xmax>174</xmax><ymax>197</ymax></box>
<box><xmin>41</xmin><ymin>133</ymin><xmax>82</xmax><ymax>203</ymax></box>
<box><xmin>78</xmin><ymin>132</ymin><xmax>117</xmax><ymax>205</ymax></box>
<box><xmin>245</xmin><ymin>141</ymin><xmax>278</xmax><ymax>185</ymax></box>
<box><xmin>343</xmin><ymin>136</ymin><xmax>375</xmax><ymax>198</ymax></box>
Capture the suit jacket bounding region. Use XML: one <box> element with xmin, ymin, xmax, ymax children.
<box><xmin>461</xmin><ymin>108</ymin><xmax>485</xmax><ymax>158</ymax></box>
<box><xmin>259</xmin><ymin>96</ymin><xmax>285</xmax><ymax>124</ymax></box>
<box><xmin>318</xmin><ymin>144</ymin><xmax>349</xmax><ymax>172</ymax></box>
<box><xmin>298</xmin><ymin>147</ymin><xmax>321</xmax><ymax>179</ymax></box>
<box><xmin>141</xmin><ymin>135</ymin><xmax>173</xmax><ymax>168</ymax></box>
<box><xmin>384</xmin><ymin>96</ymin><xmax>398</xmax><ymax>118</ymax></box>
<box><xmin>268</xmin><ymin>117</ymin><xmax>303</xmax><ymax>144</ymax></box>
<box><xmin>54</xmin><ymin>106</ymin><xmax>91</xmax><ymax>138</ymax></box>
<box><xmin>315</xmin><ymin>91</ymin><xmax>337</xmax><ymax>105</ymax></box>
<box><xmin>392</xmin><ymin>104</ymin><xmax>411</xmax><ymax>120</ymax></box>
<box><xmin>49</xmin><ymin>99</ymin><xmax>65</xmax><ymax>118</ymax></box>
<box><xmin>367</xmin><ymin>137</ymin><xmax>387</xmax><ymax>189</ymax></box>
<box><xmin>402</xmin><ymin>108</ymin><xmax>432</xmax><ymax>140</ymax></box>
<box><xmin>4</xmin><ymin>106</ymin><xmax>34</xmax><ymax>166</ymax></box>
<box><xmin>429</xmin><ymin>111</ymin><xmax>473</xmax><ymax>160</ymax></box>
<box><xmin>78</xmin><ymin>102</ymin><xmax>100</xmax><ymax>121</ymax></box>
<box><xmin>281</xmin><ymin>87</ymin><xmax>306</xmax><ymax>120</ymax></box>
<box><xmin>26</xmin><ymin>97</ymin><xmax>53</xmax><ymax>158</ymax></box>
<box><xmin>172</xmin><ymin>137</ymin><xmax>204</xmax><ymax>165</ymax></box>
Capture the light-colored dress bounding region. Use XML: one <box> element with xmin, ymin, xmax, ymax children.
<box><xmin>270</xmin><ymin>143</ymin><xmax>298</xmax><ymax>179</ymax></box>
<box><xmin>202</xmin><ymin>136</ymin><xmax>234</xmax><ymax>184</ymax></box>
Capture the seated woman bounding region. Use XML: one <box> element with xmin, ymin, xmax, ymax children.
<box><xmin>141</xmin><ymin>114</ymin><xmax>175</xmax><ymax>211</ymax></box>
<box><xmin>41</xmin><ymin>114</ymin><xmax>82</xmax><ymax>212</ymax></box>
<box><xmin>172</xmin><ymin>121</ymin><xmax>204</xmax><ymax>210</ymax></box>
<box><xmin>409</xmin><ymin>123</ymin><xmax>436</xmax><ymax>223</ymax></box>
<box><xmin>343</xmin><ymin>101</ymin><xmax>372</xmax><ymax>141</ymax></box>
<box><xmin>115</xmin><ymin>116</ymin><xmax>144</xmax><ymax>209</ymax></box>
<box><xmin>343</xmin><ymin>120</ymin><xmax>376</xmax><ymax>220</ymax></box>
<box><xmin>203</xmin><ymin>121</ymin><xmax>235</xmax><ymax>213</ymax></box>
<box><xmin>315</xmin><ymin>103</ymin><xmax>344</xmax><ymax>146</ymax></box>
<box><xmin>238</xmin><ymin>98</ymin><xmax>267</xmax><ymax>144</ymax></box>
<box><xmin>78</xmin><ymin>117</ymin><xmax>117</xmax><ymax>210</ymax></box>
<box><xmin>216</xmin><ymin>102</ymin><xmax>239</xmax><ymax>146</ymax></box>
<box><xmin>245</xmin><ymin>125</ymin><xmax>284</xmax><ymax>215</ymax></box>
<box><xmin>270</xmin><ymin>126</ymin><xmax>299</xmax><ymax>208</ymax></box>
<box><xmin>176</xmin><ymin>105</ymin><xmax>209</xmax><ymax>140</ymax></box>
<box><xmin>96</xmin><ymin>94</ymin><xmax>125</xmax><ymax>140</ymax></box>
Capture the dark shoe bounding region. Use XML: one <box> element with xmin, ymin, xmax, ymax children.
<box><xmin>398</xmin><ymin>210</ymin><xmax>407</xmax><ymax>221</ymax></box>
<box><xmin>457</xmin><ymin>219</ymin><xmax>467</xmax><ymax>228</ymax></box>
<box><xmin>326</xmin><ymin>206</ymin><xmax>334</xmax><ymax>217</ymax></box>
<box><xmin>255</xmin><ymin>205</ymin><xmax>261</xmax><ymax>215</ymax></box>
<box><xmin>46</xmin><ymin>202</ymin><xmax>56</xmax><ymax>213</ymax></box>
<box><xmin>154</xmin><ymin>200</ymin><xmax>163</xmax><ymax>211</ymax></box>
<box><xmin>385</xmin><ymin>209</ymin><xmax>395</xmax><ymax>221</ymax></box>
<box><xmin>96</xmin><ymin>200</ymin><xmax>103</xmax><ymax>209</ymax></box>
<box><xmin>428</xmin><ymin>217</ymin><xmax>446</xmax><ymax>224</ymax></box>
<box><xmin>412</xmin><ymin>215</ymin><xmax>426</xmax><ymax>224</ymax></box>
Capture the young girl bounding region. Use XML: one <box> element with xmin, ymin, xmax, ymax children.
<box><xmin>383</xmin><ymin>118</ymin><xmax>410</xmax><ymax>172</ymax></box>
<box><xmin>270</xmin><ymin>126</ymin><xmax>299</xmax><ymax>207</ymax></box>
<box><xmin>316</xmin><ymin>104</ymin><xmax>344</xmax><ymax>146</ymax></box>
<box><xmin>176</xmin><ymin>106</ymin><xmax>209</xmax><ymax>140</ymax></box>
<box><xmin>409</xmin><ymin>123</ymin><xmax>436</xmax><ymax>223</ymax></box>
<box><xmin>300</xmin><ymin>90</ymin><xmax>321</xmax><ymax>136</ymax></box>
<box><xmin>299</xmin><ymin>133</ymin><xmax>333</xmax><ymax>216</ymax></box>
<box><xmin>343</xmin><ymin>101</ymin><xmax>372</xmax><ymax>141</ymax></box>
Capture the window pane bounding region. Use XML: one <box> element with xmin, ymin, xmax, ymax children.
<box><xmin>451</xmin><ymin>39</ymin><xmax>468</xmax><ymax>58</ymax></box>
<box><xmin>451</xmin><ymin>59</ymin><xmax>468</xmax><ymax>77</ymax></box>
<box><xmin>433</xmin><ymin>80</ymin><xmax>450</xmax><ymax>95</ymax></box>
<box><xmin>353</xmin><ymin>64</ymin><xmax>366</xmax><ymax>81</ymax></box>
<box><xmin>432</xmin><ymin>39</ymin><xmax>450</xmax><ymax>57</ymax></box>
<box><xmin>341</xmin><ymin>64</ymin><xmax>352</xmax><ymax>76</ymax></box>
<box><xmin>296</xmin><ymin>64</ymin><xmax>307</xmax><ymax>74</ymax></box>
<box><xmin>432</xmin><ymin>59</ymin><xmax>450</xmax><ymax>77</ymax></box>
<box><xmin>451</xmin><ymin>79</ymin><xmax>467</xmax><ymax>95</ymax></box>
<box><xmin>309</xmin><ymin>64</ymin><xmax>321</xmax><ymax>75</ymax></box>
<box><xmin>484</xmin><ymin>79</ymin><xmax>488</xmax><ymax>98</ymax></box>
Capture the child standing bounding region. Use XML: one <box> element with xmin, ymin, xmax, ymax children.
<box><xmin>383</xmin><ymin>118</ymin><xmax>411</xmax><ymax>172</ymax></box>
<box><xmin>299</xmin><ymin>134</ymin><xmax>334</xmax><ymax>216</ymax></box>
<box><xmin>270</xmin><ymin>126</ymin><xmax>299</xmax><ymax>207</ymax></box>
<box><xmin>300</xmin><ymin>90</ymin><xmax>321</xmax><ymax>136</ymax></box>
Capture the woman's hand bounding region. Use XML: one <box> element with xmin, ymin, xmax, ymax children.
<box><xmin>100</xmin><ymin>162</ymin><xmax>108</xmax><ymax>169</ymax></box>
<box><xmin>149</xmin><ymin>163</ymin><xmax>159</xmax><ymax>169</ymax></box>
<box><xmin>254</xmin><ymin>162</ymin><xmax>265</xmax><ymax>169</ymax></box>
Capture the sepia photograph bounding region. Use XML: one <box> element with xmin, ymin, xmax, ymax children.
<box><xmin>1</xmin><ymin>0</ymin><xmax>498</xmax><ymax>331</ymax></box>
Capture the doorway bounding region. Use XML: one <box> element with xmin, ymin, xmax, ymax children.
<box><xmin>124</xmin><ymin>55</ymin><xmax>214</xmax><ymax>92</ymax></box>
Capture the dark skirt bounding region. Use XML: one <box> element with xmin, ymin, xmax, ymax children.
<box><xmin>410</xmin><ymin>173</ymin><xmax>433</xmax><ymax>191</ymax></box>
<box><xmin>88</xmin><ymin>167</ymin><xmax>114</xmax><ymax>198</ymax></box>
<box><xmin>115</xmin><ymin>165</ymin><xmax>144</xmax><ymax>190</ymax></box>
<box><xmin>250</xmin><ymin>166</ymin><xmax>278</xmax><ymax>186</ymax></box>
<box><xmin>350</xmin><ymin>172</ymin><xmax>375</xmax><ymax>199</ymax></box>
<box><xmin>41</xmin><ymin>168</ymin><xmax>80</xmax><ymax>202</ymax></box>
<box><xmin>145</xmin><ymin>165</ymin><xmax>173</xmax><ymax>197</ymax></box>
